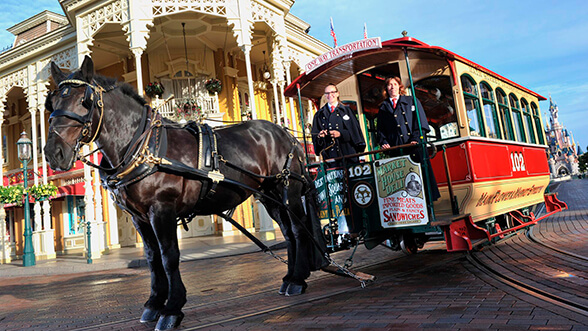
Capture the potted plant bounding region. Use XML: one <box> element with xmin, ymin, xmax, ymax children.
<box><xmin>28</xmin><ymin>183</ymin><xmax>58</xmax><ymax>202</ymax></box>
<box><xmin>204</xmin><ymin>78</ymin><xmax>222</xmax><ymax>94</ymax></box>
<box><xmin>145</xmin><ymin>82</ymin><xmax>165</xmax><ymax>98</ymax></box>
<box><xmin>175</xmin><ymin>101</ymin><xmax>203</xmax><ymax>122</ymax></box>
<box><xmin>0</xmin><ymin>185</ymin><xmax>25</xmax><ymax>206</ymax></box>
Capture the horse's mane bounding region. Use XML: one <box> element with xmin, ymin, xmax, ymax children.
<box><xmin>67</xmin><ymin>68</ymin><xmax>147</xmax><ymax>107</ymax></box>
<box><xmin>94</xmin><ymin>74</ymin><xmax>147</xmax><ymax>106</ymax></box>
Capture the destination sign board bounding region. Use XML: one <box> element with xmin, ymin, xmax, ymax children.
<box><xmin>304</xmin><ymin>37</ymin><xmax>382</xmax><ymax>74</ymax></box>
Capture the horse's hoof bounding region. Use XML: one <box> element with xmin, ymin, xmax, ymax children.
<box><xmin>285</xmin><ymin>283</ymin><xmax>307</xmax><ymax>296</ymax></box>
<box><xmin>140</xmin><ymin>308</ymin><xmax>160</xmax><ymax>323</ymax></box>
<box><xmin>278</xmin><ymin>281</ymin><xmax>290</xmax><ymax>295</ymax></box>
<box><xmin>155</xmin><ymin>313</ymin><xmax>184</xmax><ymax>331</ymax></box>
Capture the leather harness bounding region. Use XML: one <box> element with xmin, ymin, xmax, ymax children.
<box><xmin>47</xmin><ymin>79</ymin><xmax>371</xmax><ymax>287</ymax></box>
<box><xmin>48</xmin><ymin>79</ymin><xmax>304</xmax><ymax>215</ymax></box>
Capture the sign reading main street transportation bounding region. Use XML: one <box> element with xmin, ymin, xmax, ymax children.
<box><xmin>374</xmin><ymin>156</ymin><xmax>429</xmax><ymax>228</ymax></box>
<box><xmin>304</xmin><ymin>37</ymin><xmax>382</xmax><ymax>74</ymax></box>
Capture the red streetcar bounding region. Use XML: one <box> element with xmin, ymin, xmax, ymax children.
<box><xmin>285</xmin><ymin>35</ymin><xmax>567</xmax><ymax>254</ymax></box>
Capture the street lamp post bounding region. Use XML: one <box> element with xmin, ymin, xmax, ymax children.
<box><xmin>17</xmin><ymin>131</ymin><xmax>35</xmax><ymax>267</ymax></box>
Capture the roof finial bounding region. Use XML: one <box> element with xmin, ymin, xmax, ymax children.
<box><xmin>401</xmin><ymin>30</ymin><xmax>408</xmax><ymax>37</ymax></box>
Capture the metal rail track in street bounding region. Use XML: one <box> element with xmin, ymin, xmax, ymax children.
<box><xmin>70</xmin><ymin>244</ymin><xmax>454</xmax><ymax>331</ymax></box>
<box><xmin>466</xmin><ymin>251</ymin><xmax>588</xmax><ymax>319</ymax></box>
<box><xmin>526</xmin><ymin>227</ymin><xmax>588</xmax><ymax>262</ymax></box>
<box><xmin>180</xmin><ymin>250</ymin><xmax>463</xmax><ymax>330</ymax></box>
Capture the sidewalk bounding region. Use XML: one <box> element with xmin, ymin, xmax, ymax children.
<box><xmin>0</xmin><ymin>230</ymin><xmax>285</xmax><ymax>278</ymax></box>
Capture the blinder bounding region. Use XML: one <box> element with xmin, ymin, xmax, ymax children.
<box><xmin>48</xmin><ymin>84</ymin><xmax>96</xmax><ymax>122</ymax></box>
<box><xmin>47</xmin><ymin>79</ymin><xmax>104</xmax><ymax>147</ymax></box>
<box><xmin>82</xmin><ymin>85</ymin><xmax>95</xmax><ymax>109</ymax></box>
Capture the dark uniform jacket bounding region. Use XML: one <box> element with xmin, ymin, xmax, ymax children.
<box><xmin>377</xmin><ymin>95</ymin><xmax>440</xmax><ymax>201</ymax></box>
<box><xmin>377</xmin><ymin>95</ymin><xmax>429</xmax><ymax>146</ymax></box>
<box><xmin>311</xmin><ymin>103</ymin><xmax>366</xmax><ymax>163</ymax></box>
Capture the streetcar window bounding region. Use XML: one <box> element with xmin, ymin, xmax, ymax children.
<box><xmin>521</xmin><ymin>98</ymin><xmax>536</xmax><ymax>144</ymax></box>
<box><xmin>531</xmin><ymin>102</ymin><xmax>545</xmax><ymax>144</ymax></box>
<box><xmin>509</xmin><ymin>93</ymin><xmax>526</xmax><ymax>142</ymax></box>
<box><xmin>496</xmin><ymin>88</ymin><xmax>515</xmax><ymax>141</ymax></box>
<box><xmin>461</xmin><ymin>75</ymin><xmax>478</xmax><ymax>95</ymax></box>
<box><xmin>461</xmin><ymin>75</ymin><xmax>485</xmax><ymax>137</ymax></box>
<box><xmin>414</xmin><ymin>76</ymin><xmax>459</xmax><ymax>141</ymax></box>
<box><xmin>480</xmin><ymin>82</ymin><xmax>501</xmax><ymax>139</ymax></box>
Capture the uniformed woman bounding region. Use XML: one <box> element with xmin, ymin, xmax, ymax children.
<box><xmin>311</xmin><ymin>83</ymin><xmax>366</xmax><ymax>165</ymax></box>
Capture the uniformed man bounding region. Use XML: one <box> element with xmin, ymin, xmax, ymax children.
<box><xmin>311</xmin><ymin>83</ymin><xmax>366</xmax><ymax>165</ymax></box>
<box><xmin>377</xmin><ymin>76</ymin><xmax>440</xmax><ymax>201</ymax></box>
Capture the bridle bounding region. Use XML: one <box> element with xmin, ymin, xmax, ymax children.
<box><xmin>48</xmin><ymin>79</ymin><xmax>110</xmax><ymax>146</ymax></box>
<box><xmin>47</xmin><ymin>78</ymin><xmax>116</xmax><ymax>168</ymax></box>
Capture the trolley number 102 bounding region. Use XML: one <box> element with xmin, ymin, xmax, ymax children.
<box><xmin>348</xmin><ymin>164</ymin><xmax>372</xmax><ymax>178</ymax></box>
<box><xmin>510</xmin><ymin>151</ymin><xmax>526</xmax><ymax>172</ymax></box>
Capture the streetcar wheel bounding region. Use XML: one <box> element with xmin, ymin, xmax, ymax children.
<box><xmin>400</xmin><ymin>235</ymin><xmax>418</xmax><ymax>255</ymax></box>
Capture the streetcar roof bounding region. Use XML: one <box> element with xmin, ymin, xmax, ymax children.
<box><xmin>284</xmin><ymin>36</ymin><xmax>546</xmax><ymax>101</ymax></box>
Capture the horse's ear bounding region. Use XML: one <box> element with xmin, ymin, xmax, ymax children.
<box><xmin>50</xmin><ymin>62</ymin><xmax>66</xmax><ymax>85</ymax></box>
<box><xmin>80</xmin><ymin>55</ymin><xmax>94</xmax><ymax>83</ymax></box>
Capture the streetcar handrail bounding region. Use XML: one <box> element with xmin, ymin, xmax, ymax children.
<box><xmin>307</xmin><ymin>142</ymin><xmax>418</xmax><ymax>167</ymax></box>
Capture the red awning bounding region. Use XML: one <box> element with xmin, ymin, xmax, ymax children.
<box><xmin>55</xmin><ymin>181</ymin><xmax>85</xmax><ymax>198</ymax></box>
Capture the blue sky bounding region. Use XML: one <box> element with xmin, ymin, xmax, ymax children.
<box><xmin>0</xmin><ymin>0</ymin><xmax>586</xmax><ymax>150</ymax></box>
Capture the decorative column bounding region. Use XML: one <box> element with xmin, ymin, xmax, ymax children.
<box><xmin>93</xmin><ymin>149</ymin><xmax>105</xmax><ymax>252</ymax></box>
<box><xmin>270</xmin><ymin>78</ymin><xmax>281</xmax><ymax>124</ymax></box>
<box><xmin>228</xmin><ymin>0</ymin><xmax>255</xmax><ymax>119</ymax></box>
<box><xmin>83</xmin><ymin>145</ymin><xmax>101</xmax><ymax>259</ymax></box>
<box><xmin>132</xmin><ymin>48</ymin><xmax>144</xmax><ymax>97</ymax></box>
<box><xmin>27</xmin><ymin>88</ymin><xmax>43</xmax><ymax>258</ymax></box>
<box><xmin>76</xmin><ymin>15</ymin><xmax>93</xmax><ymax>65</ymax></box>
<box><xmin>107</xmin><ymin>194</ymin><xmax>120</xmax><ymax>249</ymax></box>
<box><xmin>0</xmin><ymin>113</ymin><xmax>10</xmax><ymax>264</ymax></box>
<box><xmin>125</xmin><ymin>0</ymin><xmax>153</xmax><ymax>97</ymax></box>
<box><xmin>279</xmin><ymin>82</ymin><xmax>288</xmax><ymax>128</ymax></box>
<box><xmin>307</xmin><ymin>99</ymin><xmax>315</xmax><ymax>126</ymax></box>
<box><xmin>0</xmin><ymin>207</ymin><xmax>10</xmax><ymax>264</ymax></box>
<box><xmin>284</xmin><ymin>61</ymin><xmax>297</xmax><ymax>131</ymax></box>
<box><xmin>37</xmin><ymin>81</ymin><xmax>55</xmax><ymax>259</ymax></box>
<box><xmin>240</xmin><ymin>44</ymin><xmax>258</xmax><ymax>120</ymax></box>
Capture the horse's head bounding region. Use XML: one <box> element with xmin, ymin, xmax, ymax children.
<box><xmin>44</xmin><ymin>56</ymin><xmax>105</xmax><ymax>171</ymax></box>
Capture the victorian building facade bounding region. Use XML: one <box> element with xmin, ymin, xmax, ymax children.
<box><xmin>0</xmin><ymin>0</ymin><xmax>328</xmax><ymax>263</ymax></box>
<box><xmin>545</xmin><ymin>96</ymin><xmax>580</xmax><ymax>179</ymax></box>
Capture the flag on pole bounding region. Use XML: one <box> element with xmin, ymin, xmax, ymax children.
<box><xmin>330</xmin><ymin>17</ymin><xmax>338</xmax><ymax>47</ymax></box>
<box><xmin>363</xmin><ymin>23</ymin><xmax>368</xmax><ymax>39</ymax></box>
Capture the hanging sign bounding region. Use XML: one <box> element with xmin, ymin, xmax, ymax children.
<box><xmin>374</xmin><ymin>156</ymin><xmax>429</xmax><ymax>228</ymax></box>
<box><xmin>314</xmin><ymin>167</ymin><xmax>350</xmax><ymax>222</ymax></box>
<box><xmin>304</xmin><ymin>37</ymin><xmax>382</xmax><ymax>74</ymax></box>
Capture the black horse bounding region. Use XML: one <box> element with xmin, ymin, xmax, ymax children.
<box><xmin>44</xmin><ymin>56</ymin><xmax>327</xmax><ymax>330</ymax></box>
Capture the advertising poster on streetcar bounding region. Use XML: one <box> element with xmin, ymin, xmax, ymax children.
<box><xmin>314</xmin><ymin>167</ymin><xmax>351</xmax><ymax>232</ymax></box>
<box><xmin>374</xmin><ymin>156</ymin><xmax>429</xmax><ymax>228</ymax></box>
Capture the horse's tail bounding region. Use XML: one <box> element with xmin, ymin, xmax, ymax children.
<box><xmin>303</xmin><ymin>172</ymin><xmax>330</xmax><ymax>271</ymax></box>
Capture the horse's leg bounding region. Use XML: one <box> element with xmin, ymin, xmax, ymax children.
<box><xmin>149</xmin><ymin>203</ymin><xmax>186</xmax><ymax>330</ymax></box>
<box><xmin>280</xmin><ymin>198</ymin><xmax>312</xmax><ymax>296</ymax></box>
<box><xmin>263</xmin><ymin>201</ymin><xmax>296</xmax><ymax>295</ymax></box>
<box><xmin>134</xmin><ymin>219</ymin><xmax>168</xmax><ymax>323</ymax></box>
<box><xmin>281</xmin><ymin>179</ymin><xmax>328</xmax><ymax>296</ymax></box>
